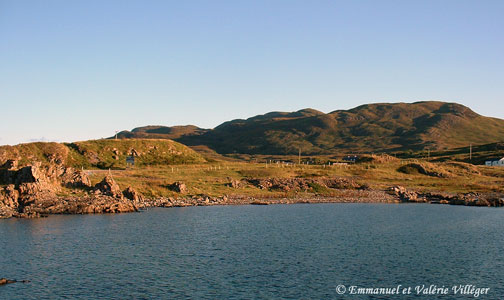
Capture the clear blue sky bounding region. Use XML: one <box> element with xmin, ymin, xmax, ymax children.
<box><xmin>1</xmin><ymin>0</ymin><xmax>503</xmax><ymax>145</ymax></box>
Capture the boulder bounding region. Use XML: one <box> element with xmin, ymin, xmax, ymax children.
<box><xmin>94</xmin><ymin>174</ymin><xmax>122</xmax><ymax>198</ymax></box>
<box><xmin>1</xmin><ymin>184</ymin><xmax>19</xmax><ymax>209</ymax></box>
<box><xmin>170</xmin><ymin>181</ymin><xmax>187</xmax><ymax>193</ymax></box>
<box><xmin>0</xmin><ymin>206</ymin><xmax>15</xmax><ymax>219</ymax></box>
<box><xmin>130</xmin><ymin>148</ymin><xmax>139</xmax><ymax>157</ymax></box>
<box><xmin>14</xmin><ymin>164</ymin><xmax>55</xmax><ymax>191</ymax></box>
<box><xmin>389</xmin><ymin>186</ymin><xmax>420</xmax><ymax>202</ymax></box>
<box><xmin>61</xmin><ymin>168</ymin><xmax>92</xmax><ymax>188</ymax></box>
<box><xmin>122</xmin><ymin>186</ymin><xmax>144</xmax><ymax>202</ymax></box>
<box><xmin>0</xmin><ymin>278</ymin><xmax>17</xmax><ymax>285</ymax></box>
<box><xmin>229</xmin><ymin>178</ymin><xmax>241</xmax><ymax>189</ymax></box>
<box><xmin>0</xmin><ymin>164</ymin><xmax>58</xmax><ymax>213</ymax></box>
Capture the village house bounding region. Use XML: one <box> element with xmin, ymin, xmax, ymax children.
<box><xmin>485</xmin><ymin>157</ymin><xmax>504</xmax><ymax>167</ymax></box>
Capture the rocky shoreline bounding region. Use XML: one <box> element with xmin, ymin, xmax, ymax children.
<box><xmin>1</xmin><ymin>161</ymin><xmax>503</xmax><ymax>219</ymax></box>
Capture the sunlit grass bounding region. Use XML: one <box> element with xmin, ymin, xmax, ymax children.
<box><xmin>82</xmin><ymin>159</ymin><xmax>504</xmax><ymax>199</ymax></box>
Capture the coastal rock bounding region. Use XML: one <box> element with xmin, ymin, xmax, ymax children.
<box><xmin>423</xmin><ymin>192</ymin><xmax>457</xmax><ymax>204</ymax></box>
<box><xmin>0</xmin><ymin>206</ymin><xmax>15</xmax><ymax>219</ymax></box>
<box><xmin>122</xmin><ymin>186</ymin><xmax>144</xmax><ymax>202</ymax></box>
<box><xmin>61</xmin><ymin>168</ymin><xmax>92</xmax><ymax>188</ymax></box>
<box><xmin>461</xmin><ymin>193</ymin><xmax>504</xmax><ymax>207</ymax></box>
<box><xmin>389</xmin><ymin>186</ymin><xmax>423</xmax><ymax>202</ymax></box>
<box><xmin>0</xmin><ymin>164</ymin><xmax>58</xmax><ymax>217</ymax></box>
<box><xmin>45</xmin><ymin>164</ymin><xmax>67</xmax><ymax>183</ymax></box>
<box><xmin>0</xmin><ymin>278</ymin><xmax>17</xmax><ymax>285</ymax></box>
<box><xmin>94</xmin><ymin>174</ymin><xmax>122</xmax><ymax>198</ymax></box>
<box><xmin>0</xmin><ymin>168</ymin><xmax>14</xmax><ymax>184</ymax></box>
<box><xmin>23</xmin><ymin>195</ymin><xmax>138</xmax><ymax>215</ymax></box>
<box><xmin>0</xmin><ymin>278</ymin><xmax>30</xmax><ymax>285</ymax></box>
<box><xmin>250</xmin><ymin>201</ymin><xmax>269</xmax><ymax>205</ymax></box>
<box><xmin>15</xmin><ymin>165</ymin><xmax>57</xmax><ymax>206</ymax></box>
<box><xmin>15</xmin><ymin>165</ymin><xmax>44</xmax><ymax>185</ymax></box>
<box><xmin>1</xmin><ymin>184</ymin><xmax>19</xmax><ymax>209</ymax></box>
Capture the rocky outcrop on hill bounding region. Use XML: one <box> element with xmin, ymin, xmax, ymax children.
<box><xmin>61</xmin><ymin>168</ymin><xmax>92</xmax><ymax>188</ymax></box>
<box><xmin>228</xmin><ymin>178</ymin><xmax>242</xmax><ymax>189</ymax></box>
<box><xmin>169</xmin><ymin>181</ymin><xmax>187</xmax><ymax>193</ymax></box>
<box><xmin>1</xmin><ymin>159</ymin><xmax>18</xmax><ymax>170</ymax></box>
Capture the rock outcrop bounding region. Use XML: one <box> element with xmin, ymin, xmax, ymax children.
<box><xmin>228</xmin><ymin>178</ymin><xmax>242</xmax><ymax>189</ymax></box>
<box><xmin>22</xmin><ymin>195</ymin><xmax>137</xmax><ymax>215</ymax></box>
<box><xmin>169</xmin><ymin>181</ymin><xmax>187</xmax><ymax>193</ymax></box>
<box><xmin>94</xmin><ymin>174</ymin><xmax>122</xmax><ymax>198</ymax></box>
<box><xmin>61</xmin><ymin>168</ymin><xmax>92</xmax><ymax>188</ymax></box>
<box><xmin>0</xmin><ymin>164</ymin><xmax>138</xmax><ymax>218</ymax></box>
<box><xmin>0</xmin><ymin>164</ymin><xmax>58</xmax><ymax>218</ymax></box>
<box><xmin>122</xmin><ymin>186</ymin><xmax>144</xmax><ymax>202</ymax></box>
<box><xmin>1</xmin><ymin>159</ymin><xmax>18</xmax><ymax>170</ymax></box>
<box><xmin>0</xmin><ymin>278</ymin><xmax>26</xmax><ymax>285</ymax></box>
<box><xmin>388</xmin><ymin>186</ymin><xmax>504</xmax><ymax>207</ymax></box>
<box><xmin>389</xmin><ymin>186</ymin><xmax>423</xmax><ymax>202</ymax></box>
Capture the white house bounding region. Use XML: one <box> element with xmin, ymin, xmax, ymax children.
<box><xmin>485</xmin><ymin>157</ymin><xmax>504</xmax><ymax>167</ymax></box>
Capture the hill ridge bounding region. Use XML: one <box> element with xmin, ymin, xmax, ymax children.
<box><xmin>116</xmin><ymin>101</ymin><xmax>504</xmax><ymax>155</ymax></box>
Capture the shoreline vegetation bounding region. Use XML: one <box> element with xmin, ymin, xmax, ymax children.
<box><xmin>1</xmin><ymin>139</ymin><xmax>504</xmax><ymax>219</ymax></box>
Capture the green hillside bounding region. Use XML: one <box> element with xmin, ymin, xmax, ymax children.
<box><xmin>116</xmin><ymin>101</ymin><xmax>504</xmax><ymax>155</ymax></box>
<box><xmin>0</xmin><ymin>139</ymin><xmax>206</xmax><ymax>169</ymax></box>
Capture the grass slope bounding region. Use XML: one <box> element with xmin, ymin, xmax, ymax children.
<box><xmin>0</xmin><ymin>139</ymin><xmax>206</xmax><ymax>169</ymax></box>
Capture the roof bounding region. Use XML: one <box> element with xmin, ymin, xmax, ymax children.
<box><xmin>486</xmin><ymin>157</ymin><xmax>504</xmax><ymax>162</ymax></box>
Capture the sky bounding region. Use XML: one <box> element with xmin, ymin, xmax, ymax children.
<box><xmin>0</xmin><ymin>0</ymin><xmax>503</xmax><ymax>145</ymax></box>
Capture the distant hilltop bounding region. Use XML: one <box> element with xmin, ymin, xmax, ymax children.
<box><xmin>115</xmin><ymin>101</ymin><xmax>504</xmax><ymax>155</ymax></box>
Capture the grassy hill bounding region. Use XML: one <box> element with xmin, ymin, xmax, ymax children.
<box><xmin>116</xmin><ymin>101</ymin><xmax>504</xmax><ymax>155</ymax></box>
<box><xmin>118</xmin><ymin>125</ymin><xmax>209</xmax><ymax>140</ymax></box>
<box><xmin>0</xmin><ymin>139</ymin><xmax>206</xmax><ymax>169</ymax></box>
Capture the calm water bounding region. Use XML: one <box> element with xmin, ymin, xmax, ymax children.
<box><xmin>1</xmin><ymin>204</ymin><xmax>504</xmax><ymax>299</ymax></box>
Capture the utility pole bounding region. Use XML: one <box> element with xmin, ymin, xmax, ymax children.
<box><xmin>115</xmin><ymin>131</ymin><xmax>119</xmax><ymax>140</ymax></box>
<box><xmin>298</xmin><ymin>148</ymin><xmax>301</xmax><ymax>165</ymax></box>
<box><xmin>469</xmin><ymin>143</ymin><xmax>472</xmax><ymax>161</ymax></box>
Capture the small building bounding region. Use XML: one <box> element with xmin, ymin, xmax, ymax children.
<box><xmin>126</xmin><ymin>155</ymin><xmax>135</xmax><ymax>166</ymax></box>
<box><xmin>485</xmin><ymin>157</ymin><xmax>504</xmax><ymax>167</ymax></box>
<box><xmin>343</xmin><ymin>155</ymin><xmax>359</xmax><ymax>163</ymax></box>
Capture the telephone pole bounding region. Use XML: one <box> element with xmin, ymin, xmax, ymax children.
<box><xmin>115</xmin><ymin>131</ymin><xmax>119</xmax><ymax>140</ymax></box>
<box><xmin>298</xmin><ymin>148</ymin><xmax>301</xmax><ymax>165</ymax></box>
<box><xmin>469</xmin><ymin>143</ymin><xmax>472</xmax><ymax>161</ymax></box>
